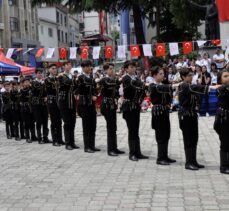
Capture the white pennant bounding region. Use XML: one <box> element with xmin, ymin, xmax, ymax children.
<box><xmin>197</xmin><ymin>40</ymin><xmax>207</xmax><ymax>47</ymax></box>
<box><xmin>6</xmin><ymin>48</ymin><xmax>15</xmax><ymax>58</ymax></box>
<box><xmin>92</xmin><ymin>46</ymin><xmax>101</xmax><ymax>60</ymax></box>
<box><xmin>226</xmin><ymin>39</ymin><xmax>229</xmax><ymax>49</ymax></box>
<box><xmin>117</xmin><ymin>45</ymin><xmax>126</xmax><ymax>59</ymax></box>
<box><xmin>46</xmin><ymin>48</ymin><xmax>55</xmax><ymax>59</ymax></box>
<box><xmin>169</xmin><ymin>43</ymin><xmax>179</xmax><ymax>56</ymax></box>
<box><xmin>23</xmin><ymin>48</ymin><xmax>34</xmax><ymax>55</ymax></box>
<box><xmin>69</xmin><ymin>47</ymin><xmax>77</xmax><ymax>59</ymax></box>
<box><xmin>143</xmin><ymin>44</ymin><xmax>152</xmax><ymax>57</ymax></box>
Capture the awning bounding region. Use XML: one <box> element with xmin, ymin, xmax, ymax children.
<box><xmin>0</xmin><ymin>51</ymin><xmax>35</xmax><ymax>75</ymax></box>
<box><xmin>81</xmin><ymin>34</ymin><xmax>113</xmax><ymax>42</ymax></box>
<box><xmin>0</xmin><ymin>62</ymin><xmax>20</xmax><ymax>75</ymax></box>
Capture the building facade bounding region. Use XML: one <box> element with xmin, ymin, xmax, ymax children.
<box><xmin>37</xmin><ymin>3</ymin><xmax>80</xmax><ymax>61</ymax></box>
<box><xmin>0</xmin><ymin>0</ymin><xmax>39</xmax><ymax>49</ymax></box>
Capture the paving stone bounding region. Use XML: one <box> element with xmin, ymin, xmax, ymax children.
<box><xmin>0</xmin><ymin>113</ymin><xmax>228</xmax><ymax>211</ymax></box>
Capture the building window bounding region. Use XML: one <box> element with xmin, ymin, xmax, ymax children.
<box><xmin>23</xmin><ymin>0</ymin><xmax>26</xmax><ymax>9</ymax></box>
<box><xmin>57</xmin><ymin>30</ymin><xmax>60</xmax><ymax>41</ymax></box>
<box><xmin>25</xmin><ymin>20</ymin><xmax>28</xmax><ymax>31</ymax></box>
<box><xmin>10</xmin><ymin>17</ymin><xmax>19</xmax><ymax>31</ymax></box>
<box><xmin>64</xmin><ymin>16</ymin><xmax>67</xmax><ymax>27</ymax></box>
<box><xmin>40</xmin><ymin>25</ymin><xmax>44</xmax><ymax>34</ymax></box>
<box><xmin>60</xmin><ymin>14</ymin><xmax>63</xmax><ymax>25</ymax></box>
<box><xmin>8</xmin><ymin>0</ymin><xmax>17</xmax><ymax>6</ymax></box>
<box><xmin>61</xmin><ymin>31</ymin><xmax>64</xmax><ymax>42</ymax></box>
<box><xmin>65</xmin><ymin>32</ymin><xmax>68</xmax><ymax>43</ymax></box>
<box><xmin>56</xmin><ymin>11</ymin><xmax>59</xmax><ymax>23</ymax></box>
<box><xmin>48</xmin><ymin>28</ymin><xmax>53</xmax><ymax>37</ymax></box>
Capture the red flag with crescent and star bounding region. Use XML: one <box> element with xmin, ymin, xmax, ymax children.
<box><xmin>35</xmin><ymin>48</ymin><xmax>45</xmax><ymax>58</ymax></box>
<box><xmin>183</xmin><ymin>42</ymin><xmax>193</xmax><ymax>54</ymax></box>
<box><xmin>156</xmin><ymin>43</ymin><xmax>166</xmax><ymax>57</ymax></box>
<box><xmin>81</xmin><ymin>46</ymin><xmax>89</xmax><ymax>59</ymax></box>
<box><xmin>59</xmin><ymin>47</ymin><xmax>68</xmax><ymax>60</ymax></box>
<box><xmin>105</xmin><ymin>46</ymin><xmax>113</xmax><ymax>59</ymax></box>
<box><xmin>216</xmin><ymin>0</ymin><xmax>229</xmax><ymax>22</ymax></box>
<box><xmin>130</xmin><ymin>45</ymin><xmax>141</xmax><ymax>57</ymax></box>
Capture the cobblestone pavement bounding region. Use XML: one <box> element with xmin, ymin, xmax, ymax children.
<box><xmin>0</xmin><ymin>112</ymin><xmax>229</xmax><ymax>211</ymax></box>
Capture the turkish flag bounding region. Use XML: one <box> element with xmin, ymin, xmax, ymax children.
<box><xmin>105</xmin><ymin>46</ymin><xmax>113</xmax><ymax>59</ymax></box>
<box><xmin>81</xmin><ymin>46</ymin><xmax>89</xmax><ymax>59</ymax></box>
<box><xmin>183</xmin><ymin>42</ymin><xmax>193</xmax><ymax>54</ymax></box>
<box><xmin>217</xmin><ymin>0</ymin><xmax>229</xmax><ymax>22</ymax></box>
<box><xmin>0</xmin><ymin>48</ymin><xmax>4</xmax><ymax>52</ymax></box>
<box><xmin>156</xmin><ymin>43</ymin><xmax>166</xmax><ymax>57</ymax></box>
<box><xmin>35</xmin><ymin>48</ymin><xmax>45</xmax><ymax>58</ymax></box>
<box><xmin>59</xmin><ymin>48</ymin><xmax>68</xmax><ymax>60</ymax></box>
<box><xmin>211</xmin><ymin>39</ymin><xmax>221</xmax><ymax>46</ymax></box>
<box><xmin>16</xmin><ymin>48</ymin><xmax>23</xmax><ymax>52</ymax></box>
<box><xmin>130</xmin><ymin>45</ymin><xmax>141</xmax><ymax>57</ymax></box>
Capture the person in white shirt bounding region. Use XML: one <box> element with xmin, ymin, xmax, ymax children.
<box><xmin>192</xmin><ymin>65</ymin><xmax>201</xmax><ymax>85</ymax></box>
<box><xmin>213</xmin><ymin>49</ymin><xmax>225</xmax><ymax>70</ymax></box>
<box><xmin>200</xmin><ymin>52</ymin><xmax>211</xmax><ymax>73</ymax></box>
<box><xmin>210</xmin><ymin>63</ymin><xmax>218</xmax><ymax>85</ymax></box>
<box><xmin>195</xmin><ymin>55</ymin><xmax>202</xmax><ymax>66</ymax></box>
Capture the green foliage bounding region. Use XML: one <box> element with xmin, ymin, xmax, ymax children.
<box><xmin>32</xmin><ymin>0</ymin><xmax>208</xmax><ymax>42</ymax></box>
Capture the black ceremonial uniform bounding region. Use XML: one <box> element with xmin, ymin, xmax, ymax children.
<box><xmin>2</xmin><ymin>91</ymin><xmax>13</xmax><ymax>138</ymax></box>
<box><xmin>100</xmin><ymin>76</ymin><xmax>124</xmax><ymax>155</ymax></box>
<box><xmin>178</xmin><ymin>82</ymin><xmax>209</xmax><ymax>170</ymax></box>
<box><xmin>45</xmin><ymin>76</ymin><xmax>63</xmax><ymax>146</ymax></box>
<box><xmin>77</xmin><ymin>73</ymin><xmax>98</xmax><ymax>153</ymax></box>
<box><xmin>10</xmin><ymin>88</ymin><xmax>21</xmax><ymax>140</ymax></box>
<box><xmin>214</xmin><ymin>85</ymin><xmax>229</xmax><ymax>174</ymax></box>
<box><xmin>149</xmin><ymin>83</ymin><xmax>176</xmax><ymax>164</ymax></box>
<box><xmin>58</xmin><ymin>72</ymin><xmax>78</xmax><ymax>149</ymax></box>
<box><xmin>122</xmin><ymin>74</ymin><xmax>147</xmax><ymax>161</ymax></box>
<box><xmin>31</xmin><ymin>79</ymin><xmax>49</xmax><ymax>143</ymax></box>
<box><xmin>0</xmin><ymin>90</ymin><xmax>2</xmax><ymax>121</ymax></box>
<box><xmin>20</xmin><ymin>86</ymin><xmax>36</xmax><ymax>142</ymax></box>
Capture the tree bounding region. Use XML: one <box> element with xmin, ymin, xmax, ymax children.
<box><xmin>32</xmin><ymin>0</ymin><xmax>150</xmax><ymax>45</ymax></box>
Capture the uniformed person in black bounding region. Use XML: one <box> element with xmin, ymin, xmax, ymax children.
<box><xmin>20</xmin><ymin>77</ymin><xmax>36</xmax><ymax>143</ymax></box>
<box><xmin>214</xmin><ymin>70</ymin><xmax>229</xmax><ymax>174</ymax></box>
<box><xmin>178</xmin><ymin>68</ymin><xmax>218</xmax><ymax>170</ymax></box>
<box><xmin>78</xmin><ymin>60</ymin><xmax>100</xmax><ymax>153</ymax></box>
<box><xmin>100</xmin><ymin>63</ymin><xmax>125</xmax><ymax>156</ymax></box>
<box><xmin>31</xmin><ymin>69</ymin><xmax>49</xmax><ymax>144</ymax></box>
<box><xmin>122</xmin><ymin>61</ymin><xmax>148</xmax><ymax>161</ymax></box>
<box><xmin>45</xmin><ymin>64</ymin><xmax>64</xmax><ymax>147</ymax></box>
<box><xmin>58</xmin><ymin>61</ymin><xmax>79</xmax><ymax>150</ymax></box>
<box><xmin>19</xmin><ymin>80</ymin><xmax>25</xmax><ymax>139</ymax></box>
<box><xmin>2</xmin><ymin>82</ymin><xmax>13</xmax><ymax>139</ymax></box>
<box><xmin>0</xmin><ymin>82</ymin><xmax>3</xmax><ymax>122</ymax></box>
<box><xmin>149</xmin><ymin>67</ymin><xmax>176</xmax><ymax>165</ymax></box>
<box><xmin>10</xmin><ymin>81</ymin><xmax>21</xmax><ymax>141</ymax></box>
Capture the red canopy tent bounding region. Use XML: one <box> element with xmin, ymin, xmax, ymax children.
<box><xmin>0</xmin><ymin>51</ymin><xmax>35</xmax><ymax>75</ymax></box>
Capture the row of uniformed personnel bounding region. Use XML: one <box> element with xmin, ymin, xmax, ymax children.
<box><xmin>1</xmin><ymin>60</ymin><xmax>229</xmax><ymax>174</ymax></box>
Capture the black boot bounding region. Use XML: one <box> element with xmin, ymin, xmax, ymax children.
<box><xmin>164</xmin><ymin>142</ymin><xmax>176</xmax><ymax>163</ymax></box>
<box><xmin>136</xmin><ymin>137</ymin><xmax>148</xmax><ymax>159</ymax></box>
<box><xmin>185</xmin><ymin>148</ymin><xmax>199</xmax><ymax>170</ymax></box>
<box><xmin>25</xmin><ymin>129</ymin><xmax>32</xmax><ymax>143</ymax></box>
<box><xmin>220</xmin><ymin>151</ymin><xmax>229</xmax><ymax>174</ymax></box>
<box><xmin>57</xmin><ymin>127</ymin><xmax>64</xmax><ymax>145</ymax></box>
<box><xmin>64</xmin><ymin>128</ymin><xmax>72</xmax><ymax>149</ymax></box>
<box><xmin>156</xmin><ymin>143</ymin><xmax>170</xmax><ymax>165</ymax></box>
<box><xmin>30</xmin><ymin>127</ymin><xmax>37</xmax><ymax>141</ymax></box>
<box><xmin>90</xmin><ymin>134</ymin><xmax>100</xmax><ymax>152</ymax></box>
<box><xmin>51</xmin><ymin>129</ymin><xmax>60</xmax><ymax>146</ymax></box>
<box><xmin>193</xmin><ymin>147</ymin><xmax>205</xmax><ymax>168</ymax></box>
<box><xmin>70</xmin><ymin>130</ymin><xmax>79</xmax><ymax>149</ymax></box>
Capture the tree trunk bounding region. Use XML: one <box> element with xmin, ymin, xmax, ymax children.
<box><xmin>132</xmin><ymin>4</ymin><xmax>146</xmax><ymax>44</ymax></box>
<box><xmin>156</xmin><ymin>0</ymin><xmax>160</xmax><ymax>38</ymax></box>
